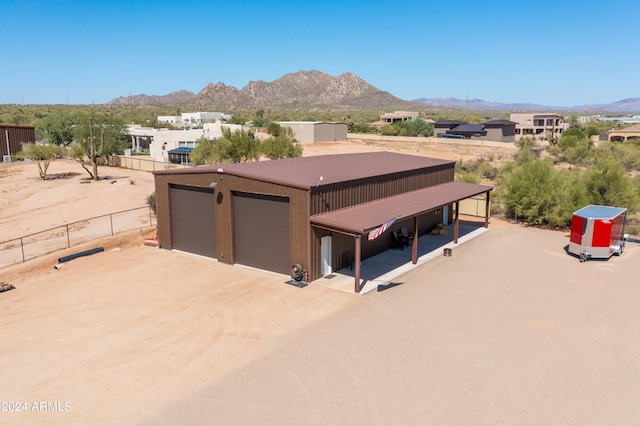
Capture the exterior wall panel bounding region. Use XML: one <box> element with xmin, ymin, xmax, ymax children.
<box><xmin>155</xmin><ymin>170</ymin><xmax>310</xmax><ymax>277</ymax></box>
<box><xmin>311</xmin><ymin>165</ymin><xmax>454</xmax><ymax>215</ymax></box>
<box><xmin>1</xmin><ymin>125</ymin><xmax>36</xmax><ymax>157</ymax></box>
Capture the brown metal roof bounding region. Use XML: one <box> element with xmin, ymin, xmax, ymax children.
<box><xmin>154</xmin><ymin>152</ymin><xmax>455</xmax><ymax>190</ymax></box>
<box><xmin>310</xmin><ymin>181</ymin><xmax>493</xmax><ymax>235</ymax></box>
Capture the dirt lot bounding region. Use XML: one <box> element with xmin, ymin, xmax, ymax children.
<box><xmin>2</xmin><ymin>140</ymin><xmax>639</xmax><ymax>425</ymax></box>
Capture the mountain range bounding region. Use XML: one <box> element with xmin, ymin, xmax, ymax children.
<box><xmin>107</xmin><ymin>70</ymin><xmax>640</xmax><ymax>113</ymax></box>
<box><xmin>412</xmin><ymin>97</ymin><xmax>640</xmax><ymax>113</ymax></box>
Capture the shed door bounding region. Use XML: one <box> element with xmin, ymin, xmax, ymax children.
<box><xmin>233</xmin><ymin>192</ymin><xmax>290</xmax><ymax>275</ymax></box>
<box><xmin>170</xmin><ymin>185</ymin><xmax>216</xmax><ymax>258</ymax></box>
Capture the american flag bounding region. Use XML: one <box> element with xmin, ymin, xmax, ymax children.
<box><xmin>368</xmin><ymin>216</ymin><xmax>398</xmax><ymax>241</ymax></box>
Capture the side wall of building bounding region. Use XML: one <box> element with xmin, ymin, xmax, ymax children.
<box><xmin>0</xmin><ymin>125</ymin><xmax>36</xmax><ymax>158</ymax></box>
<box><xmin>307</xmin><ymin>163</ymin><xmax>455</xmax><ymax>279</ymax></box>
<box><xmin>154</xmin><ymin>171</ymin><xmax>310</xmax><ymax>275</ymax></box>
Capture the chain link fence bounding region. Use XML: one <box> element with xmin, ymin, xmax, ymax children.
<box><xmin>0</xmin><ymin>206</ymin><xmax>155</xmax><ymax>269</ymax></box>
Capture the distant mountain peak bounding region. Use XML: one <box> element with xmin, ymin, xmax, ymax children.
<box><xmin>107</xmin><ymin>70</ymin><xmax>419</xmax><ymax>110</ymax></box>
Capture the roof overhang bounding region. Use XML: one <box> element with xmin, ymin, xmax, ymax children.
<box><xmin>310</xmin><ymin>181</ymin><xmax>493</xmax><ymax>235</ymax></box>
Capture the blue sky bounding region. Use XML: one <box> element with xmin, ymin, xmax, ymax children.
<box><xmin>2</xmin><ymin>0</ymin><xmax>638</xmax><ymax>106</ymax></box>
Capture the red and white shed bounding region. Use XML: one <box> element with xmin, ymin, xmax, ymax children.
<box><xmin>569</xmin><ymin>205</ymin><xmax>627</xmax><ymax>262</ymax></box>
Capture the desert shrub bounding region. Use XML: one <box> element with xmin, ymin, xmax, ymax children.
<box><xmin>457</xmin><ymin>159</ymin><xmax>497</xmax><ymax>180</ymax></box>
<box><xmin>146</xmin><ymin>191</ymin><xmax>156</xmax><ymax>215</ymax></box>
<box><xmin>379</xmin><ymin>124</ymin><xmax>398</xmax><ymax>136</ymax></box>
<box><xmin>501</xmin><ymin>159</ymin><xmax>584</xmax><ymax>227</ymax></box>
<box><xmin>584</xmin><ymin>155</ymin><xmax>639</xmax><ymax>210</ymax></box>
<box><xmin>456</xmin><ymin>171</ymin><xmax>480</xmax><ymax>184</ymax></box>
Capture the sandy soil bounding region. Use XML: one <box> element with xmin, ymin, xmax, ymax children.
<box><xmin>0</xmin><ymin>159</ymin><xmax>155</xmax><ymax>241</ymax></box>
<box><xmin>2</xmin><ymin>140</ymin><xmax>639</xmax><ymax>425</ymax></box>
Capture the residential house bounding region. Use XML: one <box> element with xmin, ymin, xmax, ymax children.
<box><xmin>126</xmin><ymin>122</ymin><xmax>242</xmax><ymax>163</ymax></box>
<box><xmin>433</xmin><ymin>119</ymin><xmax>516</xmax><ymax>142</ymax></box>
<box><xmin>510</xmin><ymin>113</ymin><xmax>569</xmax><ymax>140</ymax></box>
<box><xmin>608</xmin><ymin>123</ymin><xmax>640</xmax><ymax>142</ymax></box>
<box><xmin>380</xmin><ymin>111</ymin><xmax>421</xmax><ymax>124</ymax></box>
<box><xmin>158</xmin><ymin>112</ymin><xmax>232</xmax><ymax>128</ymax></box>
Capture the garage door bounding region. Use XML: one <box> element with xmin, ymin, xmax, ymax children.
<box><xmin>170</xmin><ymin>185</ymin><xmax>216</xmax><ymax>258</ymax></box>
<box><xmin>233</xmin><ymin>192</ymin><xmax>290</xmax><ymax>275</ymax></box>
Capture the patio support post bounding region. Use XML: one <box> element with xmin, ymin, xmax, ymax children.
<box><xmin>485</xmin><ymin>191</ymin><xmax>490</xmax><ymax>228</ymax></box>
<box><xmin>454</xmin><ymin>201</ymin><xmax>460</xmax><ymax>244</ymax></box>
<box><xmin>412</xmin><ymin>215</ymin><xmax>418</xmax><ymax>264</ymax></box>
<box><xmin>354</xmin><ymin>235</ymin><xmax>361</xmax><ymax>293</ymax></box>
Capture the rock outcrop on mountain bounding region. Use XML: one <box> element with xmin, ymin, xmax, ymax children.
<box><xmin>107</xmin><ymin>70</ymin><xmax>420</xmax><ymax>110</ymax></box>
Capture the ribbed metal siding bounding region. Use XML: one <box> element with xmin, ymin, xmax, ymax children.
<box><xmin>0</xmin><ymin>125</ymin><xmax>36</xmax><ymax>157</ymax></box>
<box><xmin>310</xmin><ymin>165</ymin><xmax>454</xmax><ymax>215</ymax></box>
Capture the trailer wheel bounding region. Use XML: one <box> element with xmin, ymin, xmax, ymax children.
<box><xmin>580</xmin><ymin>252</ymin><xmax>587</xmax><ymax>263</ymax></box>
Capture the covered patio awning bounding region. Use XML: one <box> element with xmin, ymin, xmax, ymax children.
<box><xmin>310</xmin><ymin>181</ymin><xmax>494</xmax><ymax>293</ymax></box>
<box><xmin>310</xmin><ymin>181</ymin><xmax>493</xmax><ymax>235</ymax></box>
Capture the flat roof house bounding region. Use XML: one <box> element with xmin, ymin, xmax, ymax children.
<box><xmin>380</xmin><ymin>111</ymin><xmax>421</xmax><ymax>124</ymax></box>
<box><xmin>433</xmin><ymin>120</ymin><xmax>515</xmax><ymax>142</ymax></box>
<box><xmin>153</xmin><ymin>152</ymin><xmax>492</xmax><ymax>292</ymax></box>
<box><xmin>510</xmin><ymin>113</ymin><xmax>569</xmax><ymax>140</ymax></box>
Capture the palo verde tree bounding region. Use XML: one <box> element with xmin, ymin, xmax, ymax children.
<box><xmin>189</xmin><ymin>128</ymin><xmax>261</xmax><ymax>165</ymax></box>
<box><xmin>71</xmin><ymin>110</ymin><xmax>128</xmax><ymax>180</ymax></box>
<box><xmin>216</xmin><ymin>127</ymin><xmax>260</xmax><ymax>163</ymax></box>
<box><xmin>35</xmin><ymin>111</ymin><xmax>77</xmax><ymax>146</ymax></box>
<box><xmin>261</xmin><ymin>125</ymin><xmax>302</xmax><ymax>159</ymax></box>
<box><xmin>16</xmin><ymin>143</ymin><xmax>63</xmax><ymax>180</ymax></box>
<box><xmin>188</xmin><ymin>136</ymin><xmax>218</xmax><ymax>166</ymax></box>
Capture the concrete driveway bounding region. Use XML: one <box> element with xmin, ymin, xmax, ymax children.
<box><xmin>2</xmin><ymin>223</ymin><xmax>639</xmax><ymax>425</ymax></box>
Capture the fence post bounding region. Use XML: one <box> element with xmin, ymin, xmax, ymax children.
<box><xmin>20</xmin><ymin>237</ymin><xmax>25</xmax><ymax>262</ymax></box>
<box><xmin>66</xmin><ymin>224</ymin><xmax>71</xmax><ymax>248</ymax></box>
<box><xmin>110</xmin><ymin>214</ymin><xmax>114</xmax><ymax>236</ymax></box>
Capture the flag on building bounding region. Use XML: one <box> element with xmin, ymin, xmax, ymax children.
<box><xmin>368</xmin><ymin>216</ymin><xmax>398</xmax><ymax>241</ymax></box>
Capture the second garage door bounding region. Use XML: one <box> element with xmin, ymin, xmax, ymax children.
<box><xmin>233</xmin><ymin>192</ymin><xmax>290</xmax><ymax>275</ymax></box>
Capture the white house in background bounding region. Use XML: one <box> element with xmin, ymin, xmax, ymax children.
<box><xmin>157</xmin><ymin>112</ymin><xmax>232</xmax><ymax>128</ymax></box>
<box><xmin>181</xmin><ymin>112</ymin><xmax>231</xmax><ymax>125</ymax></box>
<box><xmin>157</xmin><ymin>115</ymin><xmax>183</xmax><ymax>126</ymax></box>
<box><xmin>126</xmin><ymin>122</ymin><xmax>242</xmax><ymax>163</ymax></box>
<box><xmin>277</xmin><ymin>121</ymin><xmax>348</xmax><ymax>144</ymax></box>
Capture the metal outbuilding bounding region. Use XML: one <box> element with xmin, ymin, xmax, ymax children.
<box><xmin>278</xmin><ymin>121</ymin><xmax>347</xmax><ymax>143</ymax></box>
<box><xmin>1</xmin><ymin>124</ymin><xmax>36</xmax><ymax>161</ymax></box>
<box><xmin>153</xmin><ymin>152</ymin><xmax>493</xmax><ymax>292</ymax></box>
<box><xmin>569</xmin><ymin>205</ymin><xmax>627</xmax><ymax>262</ymax></box>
